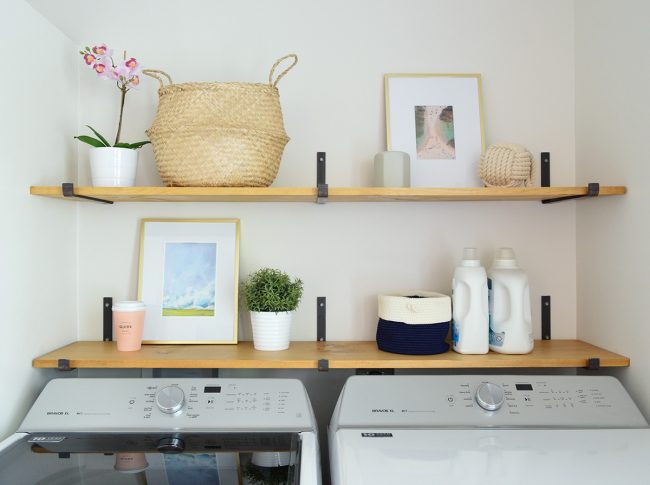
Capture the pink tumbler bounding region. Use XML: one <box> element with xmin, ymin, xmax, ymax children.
<box><xmin>113</xmin><ymin>301</ymin><xmax>146</xmax><ymax>351</ymax></box>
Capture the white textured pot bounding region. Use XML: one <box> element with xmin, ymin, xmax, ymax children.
<box><xmin>90</xmin><ymin>147</ymin><xmax>138</xmax><ymax>187</ymax></box>
<box><xmin>250</xmin><ymin>311</ymin><xmax>292</xmax><ymax>351</ymax></box>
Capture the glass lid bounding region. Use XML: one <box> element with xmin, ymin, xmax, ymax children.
<box><xmin>0</xmin><ymin>432</ymin><xmax>301</xmax><ymax>485</ymax></box>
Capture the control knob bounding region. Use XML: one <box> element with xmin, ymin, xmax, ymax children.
<box><xmin>157</xmin><ymin>437</ymin><xmax>185</xmax><ymax>453</ymax></box>
<box><xmin>475</xmin><ymin>382</ymin><xmax>505</xmax><ymax>411</ymax></box>
<box><xmin>155</xmin><ymin>385</ymin><xmax>185</xmax><ymax>414</ymax></box>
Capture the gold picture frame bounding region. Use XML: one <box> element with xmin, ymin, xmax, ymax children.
<box><xmin>385</xmin><ymin>73</ymin><xmax>486</xmax><ymax>187</ymax></box>
<box><xmin>137</xmin><ymin>218</ymin><xmax>240</xmax><ymax>344</ymax></box>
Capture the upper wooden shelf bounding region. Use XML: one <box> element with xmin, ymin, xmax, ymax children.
<box><xmin>29</xmin><ymin>185</ymin><xmax>626</xmax><ymax>203</ymax></box>
<box><xmin>32</xmin><ymin>340</ymin><xmax>629</xmax><ymax>370</ymax></box>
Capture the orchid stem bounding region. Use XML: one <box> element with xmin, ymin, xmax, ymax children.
<box><xmin>114</xmin><ymin>86</ymin><xmax>127</xmax><ymax>145</ymax></box>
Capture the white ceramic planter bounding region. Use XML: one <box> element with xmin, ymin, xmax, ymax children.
<box><xmin>250</xmin><ymin>311</ymin><xmax>292</xmax><ymax>351</ymax></box>
<box><xmin>90</xmin><ymin>147</ymin><xmax>138</xmax><ymax>187</ymax></box>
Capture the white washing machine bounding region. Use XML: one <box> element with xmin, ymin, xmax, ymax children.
<box><xmin>0</xmin><ymin>378</ymin><xmax>321</xmax><ymax>484</ymax></box>
<box><xmin>329</xmin><ymin>375</ymin><xmax>650</xmax><ymax>484</ymax></box>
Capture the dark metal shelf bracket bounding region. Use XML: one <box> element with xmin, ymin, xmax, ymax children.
<box><xmin>57</xmin><ymin>359</ymin><xmax>74</xmax><ymax>371</ymax></box>
<box><xmin>103</xmin><ymin>297</ymin><xmax>113</xmax><ymax>342</ymax></box>
<box><xmin>317</xmin><ymin>297</ymin><xmax>326</xmax><ymax>342</ymax></box>
<box><xmin>318</xmin><ymin>359</ymin><xmax>329</xmax><ymax>372</ymax></box>
<box><xmin>542</xmin><ymin>182</ymin><xmax>599</xmax><ymax>204</ymax></box>
<box><xmin>316</xmin><ymin>152</ymin><xmax>328</xmax><ymax>204</ymax></box>
<box><xmin>541</xmin><ymin>296</ymin><xmax>551</xmax><ymax>340</ymax></box>
<box><xmin>62</xmin><ymin>183</ymin><xmax>113</xmax><ymax>204</ymax></box>
<box><xmin>586</xmin><ymin>357</ymin><xmax>601</xmax><ymax>371</ymax></box>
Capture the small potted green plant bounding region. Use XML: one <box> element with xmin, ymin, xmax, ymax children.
<box><xmin>242</xmin><ymin>268</ymin><xmax>303</xmax><ymax>351</ymax></box>
<box><xmin>76</xmin><ymin>44</ymin><xmax>150</xmax><ymax>187</ymax></box>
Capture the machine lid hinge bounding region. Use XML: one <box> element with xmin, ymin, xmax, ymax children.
<box><xmin>355</xmin><ymin>368</ymin><xmax>395</xmax><ymax>375</ymax></box>
<box><xmin>318</xmin><ymin>359</ymin><xmax>329</xmax><ymax>372</ymax></box>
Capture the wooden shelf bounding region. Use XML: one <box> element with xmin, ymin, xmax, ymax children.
<box><xmin>32</xmin><ymin>340</ymin><xmax>629</xmax><ymax>370</ymax></box>
<box><xmin>29</xmin><ymin>185</ymin><xmax>626</xmax><ymax>203</ymax></box>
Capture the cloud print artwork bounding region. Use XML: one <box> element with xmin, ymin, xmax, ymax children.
<box><xmin>162</xmin><ymin>242</ymin><xmax>217</xmax><ymax>317</ymax></box>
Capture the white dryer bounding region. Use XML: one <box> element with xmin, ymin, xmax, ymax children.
<box><xmin>329</xmin><ymin>375</ymin><xmax>650</xmax><ymax>484</ymax></box>
<box><xmin>0</xmin><ymin>378</ymin><xmax>321</xmax><ymax>484</ymax></box>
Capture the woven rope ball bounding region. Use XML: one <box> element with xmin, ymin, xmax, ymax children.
<box><xmin>479</xmin><ymin>143</ymin><xmax>534</xmax><ymax>187</ymax></box>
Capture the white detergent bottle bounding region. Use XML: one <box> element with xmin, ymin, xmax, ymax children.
<box><xmin>488</xmin><ymin>247</ymin><xmax>534</xmax><ymax>354</ymax></box>
<box><xmin>452</xmin><ymin>248</ymin><xmax>489</xmax><ymax>354</ymax></box>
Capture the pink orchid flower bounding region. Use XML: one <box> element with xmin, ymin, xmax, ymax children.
<box><xmin>124</xmin><ymin>57</ymin><xmax>139</xmax><ymax>70</ymax></box>
<box><xmin>109</xmin><ymin>64</ymin><xmax>130</xmax><ymax>82</ymax></box>
<box><xmin>128</xmin><ymin>75</ymin><xmax>141</xmax><ymax>88</ymax></box>
<box><xmin>83</xmin><ymin>53</ymin><xmax>96</xmax><ymax>65</ymax></box>
<box><xmin>92</xmin><ymin>44</ymin><xmax>111</xmax><ymax>57</ymax></box>
<box><xmin>93</xmin><ymin>60</ymin><xmax>110</xmax><ymax>76</ymax></box>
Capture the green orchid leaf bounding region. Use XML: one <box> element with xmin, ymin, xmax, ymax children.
<box><xmin>113</xmin><ymin>142</ymin><xmax>132</xmax><ymax>148</ymax></box>
<box><xmin>128</xmin><ymin>141</ymin><xmax>151</xmax><ymax>149</ymax></box>
<box><xmin>75</xmin><ymin>135</ymin><xmax>106</xmax><ymax>148</ymax></box>
<box><xmin>85</xmin><ymin>125</ymin><xmax>110</xmax><ymax>147</ymax></box>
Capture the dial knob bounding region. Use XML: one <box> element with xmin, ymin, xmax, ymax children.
<box><xmin>475</xmin><ymin>382</ymin><xmax>505</xmax><ymax>411</ymax></box>
<box><xmin>157</xmin><ymin>437</ymin><xmax>185</xmax><ymax>453</ymax></box>
<box><xmin>155</xmin><ymin>385</ymin><xmax>185</xmax><ymax>414</ymax></box>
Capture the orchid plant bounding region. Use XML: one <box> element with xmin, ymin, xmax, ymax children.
<box><xmin>75</xmin><ymin>44</ymin><xmax>150</xmax><ymax>149</ymax></box>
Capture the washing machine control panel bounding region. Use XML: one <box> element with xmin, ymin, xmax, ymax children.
<box><xmin>19</xmin><ymin>379</ymin><xmax>314</xmax><ymax>432</ymax></box>
<box><xmin>335</xmin><ymin>375</ymin><xmax>648</xmax><ymax>428</ymax></box>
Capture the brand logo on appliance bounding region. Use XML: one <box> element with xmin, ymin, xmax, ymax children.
<box><xmin>371</xmin><ymin>409</ymin><xmax>394</xmax><ymax>413</ymax></box>
<box><xmin>46</xmin><ymin>411</ymin><xmax>70</xmax><ymax>415</ymax></box>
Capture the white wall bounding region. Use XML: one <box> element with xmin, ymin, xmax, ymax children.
<box><xmin>575</xmin><ymin>0</ymin><xmax>650</xmax><ymax>415</ymax></box>
<box><xmin>25</xmin><ymin>0</ymin><xmax>579</xmax><ymax>342</ymax></box>
<box><xmin>0</xmin><ymin>0</ymin><xmax>78</xmax><ymax>438</ymax></box>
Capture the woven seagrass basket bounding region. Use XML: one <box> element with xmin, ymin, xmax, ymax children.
<box><xmin>143</xmin><ymin>54</ymin><xmax>297</xmax><ymax>187</ymax></box>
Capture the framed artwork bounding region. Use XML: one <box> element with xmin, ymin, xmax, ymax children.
<box><xmin>385</xmin><ymin>73</ymin><xmax>485</xmax><ymax>187</ymax></box>
<box><xmin>137</xmin><ymin>218</ymin><xmax>240</xmax><ymax>344</ymax></box>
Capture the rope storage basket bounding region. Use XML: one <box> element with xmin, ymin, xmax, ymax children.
<box><xmin>143</xmin><ymin>54</ymin><xmax>298</xmax><ymax>187</ymax></box>
<box><xmin>376</xmin><ymin>291</ymin><xmax>451</xmax><ymax>355</ymax></box>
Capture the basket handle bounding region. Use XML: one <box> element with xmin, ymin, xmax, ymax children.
<box><xmin>143</xmin><ymin>69</ymin><xmax>174</xmax><ymax>89</ymax></box>
<box><xmin>268</xmin><ymin>54</ymin><xmax>298</xmax><ymax>88</ymax></box>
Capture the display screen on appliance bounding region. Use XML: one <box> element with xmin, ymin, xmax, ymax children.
<box><xmin>204</xmin><ymin>386</ymin><xmax>222</xmax><ymax>393</ymax></box>
<box><xmin>516</xmin><ymin>384</ymin><xmax>533</xmax><ymax>391</ymax></box>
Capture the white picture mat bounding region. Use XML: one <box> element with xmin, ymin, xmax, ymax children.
<box><xmin>386</xmin><ymin>75</ymin><xmax>484</xmax><ymax>187</ymax></box>
<box><xmin>139</xmin><ymin>220</ymin><xmax>239</xmax><ymax>343</ymax></box>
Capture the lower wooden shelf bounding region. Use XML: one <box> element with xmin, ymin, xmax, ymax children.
<box><xmin>29</xmin><ymin>185</ymin><xmax>626</xmax><ymax>203</ymax></box>
<box><xmin>32</xmin><ymin>340</ymin><xmax>629</xmax><ymax>370</ymax></box>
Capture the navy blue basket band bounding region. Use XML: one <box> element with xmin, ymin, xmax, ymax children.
<box><xmin>376</xmin><ymin>318</ymin><xmax>450</xmax><ymax>355</ymax></box>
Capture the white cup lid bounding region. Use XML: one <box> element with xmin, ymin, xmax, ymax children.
<box><xmin>112</xmin><ymin>301</ymin><xmax>146</xmax><ymax>312</ymax></box>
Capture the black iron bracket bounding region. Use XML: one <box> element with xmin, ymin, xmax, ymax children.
<box><xmin>62</xmin><ymin>183</ymin><xmax>113</xmax><ymax>204</ymax></box>
<box><xmin>103</xmin><ymin>297</ymin><xmax>113</xmax><ymax>342</ymax></box>
<box><xmin>57</xmin><ymin>359</ymin><xmax>73</xmax><ymax>371</ymax></box>
<box><xmin>318</xmin><ymin>359</ymin><xmax>329</xmax><ymax>372</ymax></box>
<box><xmin>356</xmin><ymin>368</ymin><xmax>395</xmax><ymax>375</ymax></box>
<box><xmin>542</xmin><ymin>182</ymin><xmax>600</xmax><ymax>204</ymax></box>
<box><xmin>541</xmin><ymin>152</ymin><xmax>551</xmax><ymax>187</ymax></box>
<box><xmin>586</xmin><ymin>358</ymin><xmax>601</xmax><ymax>371</ymax></box>
<box><xmin>316</xmin><ymin>152</ymin><xmax>328</xmax><ymax>204</ymax></box>
<box><xmin>317</xmin><ymin>297</ymin><xmax>326</xmax><ymax>342</ymax></box>
<box><xmin>541</xmin><ymin>296</ymin><xmax>551</xmax><ymax>340</ymax></box>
